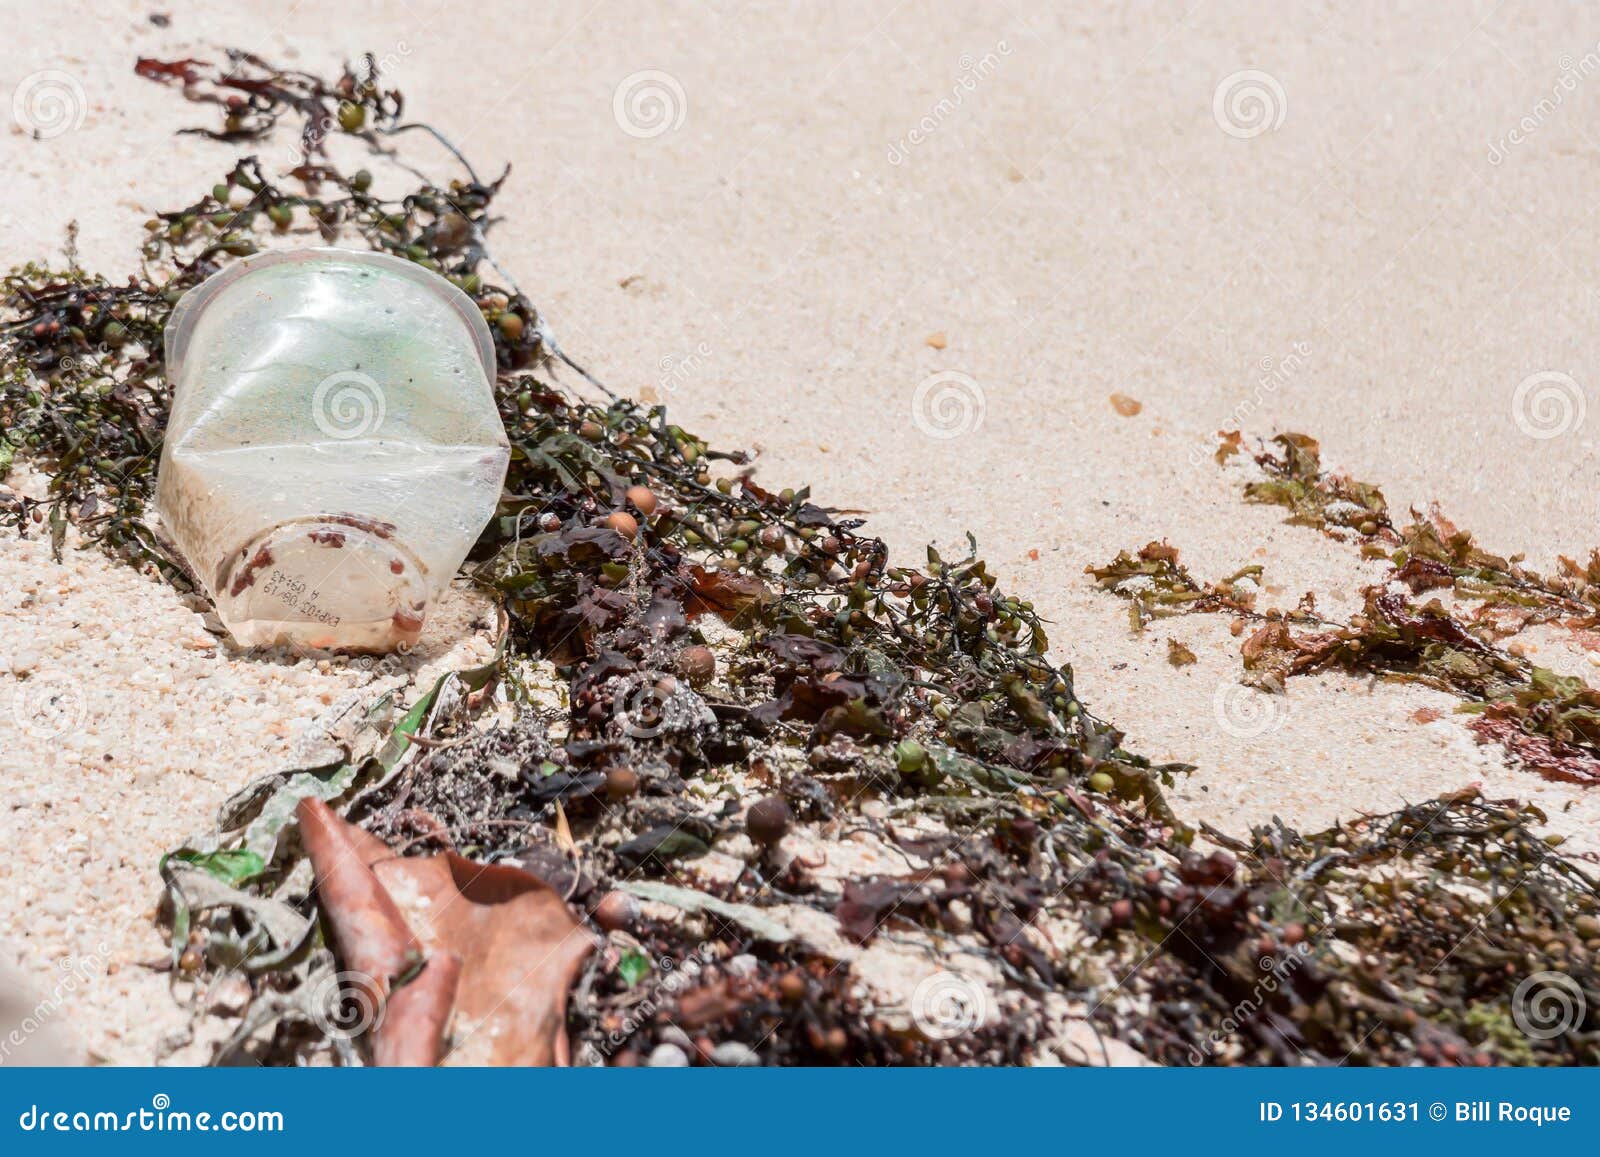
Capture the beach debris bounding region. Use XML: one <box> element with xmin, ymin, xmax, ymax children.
<box><xmin>374</xmin><ymin>952</ymin><xmax>462</xmax><ymax>1067</ymax></box>
<box><xmin>159</xmin><ymin>853</ymin><xmax>313</xmax><ymax>973</ymax></box>
<box><xmin>1239</xmin><ymin>432</ymin><xmax>1390</xmax><ymax>537</ymax></box>
<box><xmin>1087</xmin><ymin>540</ymin><xmax>1261</xmax><ymax>631</ymax></box>
<box><xmin>1108</xmin><ymin>392</ymin><xmax>1142</xmax><ymax>417</ymax></box>
<box><xmin>156</xmin><ymin>248</ymin><xmax>510</xmax><ymax>651</ymax></box>
<box><xmin>301</xmin><ymin>797</ymin><xmax>596</xmax><ymax>1065</ymax></box>
<box><xmin>298</xmin><ymin>797</ymin><xmax>427</xmax><ymax>1055</ymax></box>
<box><xmin>6</xmin><ymin>50</ymin><xmax>1599</xmax><ymax>1067</ymax></box>
<box><xmin>1093</xmin><ymin>434</ymin><xmax>1600</xmax><ymax>784</ymax></box>
<box><xmin>1234</xmin><ymin>431</ymin><xmax>1600</xmax><ymax>632</ymax></box>
<box><xmin>1221</xmin><ymin>432</ymin><xmax>1600</xmax><ymax>781</ymax></box>
<box><xmin>1095</xmin><ymin>540</ymin><xmax>1600</xmax><ymax>783</ymax></box>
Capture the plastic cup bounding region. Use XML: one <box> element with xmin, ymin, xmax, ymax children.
<box><xmin>156</xmin><ymin>247</ymin><xmax>509</xmax><ymax>651</ymax></box>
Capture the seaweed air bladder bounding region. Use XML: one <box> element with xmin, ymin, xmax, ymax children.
<box><xmin>156</xmin><ymin>248</ymin><xmax>510</xmax><ymax>651</ymax></box>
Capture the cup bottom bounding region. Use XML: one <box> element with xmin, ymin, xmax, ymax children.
<box><xmin>213</xmin><ymin>514</ymin><xmax>431</xmax><ymax>651</ymax></box>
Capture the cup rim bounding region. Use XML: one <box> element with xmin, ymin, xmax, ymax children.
<box><xmin>163</xmin><ymin>246</ymin><xmax>498</xmax><ymax>384</ymax></box>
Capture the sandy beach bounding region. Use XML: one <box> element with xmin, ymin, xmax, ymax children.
<box><xmin>1</xmin><ymin>1</ymin><xmax>1596</xmax><ymax>1062</ymax></box>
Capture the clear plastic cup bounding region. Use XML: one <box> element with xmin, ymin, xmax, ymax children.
<box><xmin>156</xmin><ymin>248</ymin><xmax>509</xmax><ymax>651</ymax></box>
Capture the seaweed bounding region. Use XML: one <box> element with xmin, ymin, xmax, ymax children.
<box><xmin>1242</xmin><ymin>432</ymin><xmax>1391</xmax><ymax>537</ymax></box>
<box><xmin>1086</xmin><ymin>540</ymin><xmax>1262</xmax><ymax>632</ymax></box>
<box><xmin>1228</xmin><ymin>431</ymin><xmax>1600</xmax><ymax>780</ymax></box>
<box><xmin>1091</xmin><ymin>432</ymin><xmax>1600</xmax><ymax>784</ymax></box>
<box><xmin>1237</xmin><ymin>431</ymin><xmax>1600</xmax><ymax>632</ymax></box>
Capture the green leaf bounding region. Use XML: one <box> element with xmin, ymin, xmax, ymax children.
<box><xmin>618</xmin><ymin>949</ymin><xmax>651</xmax><ymax>988</ymax></box>
<box><xmin>166</xmin><ymin>847</ymin><xmax>266</xmax><ymax>887</ymax></box>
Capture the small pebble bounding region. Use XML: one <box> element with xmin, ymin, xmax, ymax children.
<box><xmin>605</xmin><ymin>765</ymin><xmax>639</xmax><ymax>800</ymax></box>
<box><xmin>709</xmin><ymin>1041</ymin><xmax>761</xmax><ymax>1067</ymax></box>
<box><xmin>592</xmin><ymin>890</ymin><xmax>639</xmax><ymax>933</ymax></box>
<box><xmin>603</xmin><ymin>511</ymin><xmax>638</xmax><ymax>540</ymax></box>
<box><xmin>678</xmin><ymin>645</ymin><xmax>716</xmax><ymax>687</ymax></box>
<box><xmin>647</xmin><ymin>1043</ymin><xmax>690</xmax><ymax>1067</ymax></box>
<box><xmin>658</xmin><ymin>1024</ymin><xmax>693</xmax><ymax>1050</ymax></box>
<box><xmin>745</xmin><ymin>796</ymin><xmax>791</xmax><ymax>846</ymax></box>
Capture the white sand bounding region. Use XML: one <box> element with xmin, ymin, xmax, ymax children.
<box><xmin>2</xmin><ymin>1</ymin><xmax>1596</xmax><ymax>1062</ymax></box>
